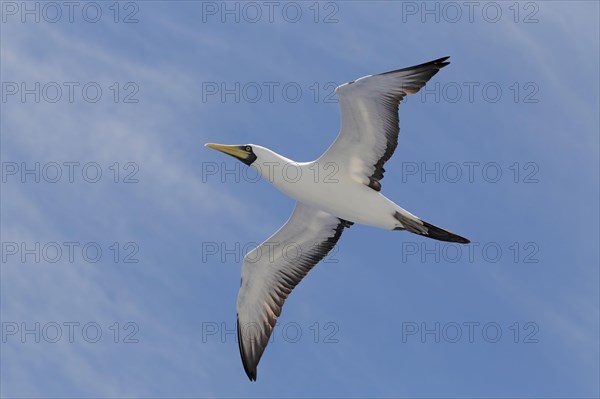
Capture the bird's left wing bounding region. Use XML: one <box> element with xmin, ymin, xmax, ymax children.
<box><xmin>319</xmin><ymin>57</ymin><xmax>450</xmax><ymax>192</ymax></box>
<box><xmin>236</xmin><ymin>202</ymin><xmax>352</xmax><ymax>381</ymax></box>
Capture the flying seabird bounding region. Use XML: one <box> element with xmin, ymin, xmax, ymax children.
<box><xmin>205</xmin><ymin>56</ymin><xmax>469</xmax><ymax>381</ymax></box>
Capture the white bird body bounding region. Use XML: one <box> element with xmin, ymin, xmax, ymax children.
<box><xmin>205</xmin><ymin>57</ymin><xmax>470</xmax><ymax>381</ymax></box>
<box><xmin>249</xmin><ymin>146</ymin><xmax>406</xmax><ymax>229</ymax></box>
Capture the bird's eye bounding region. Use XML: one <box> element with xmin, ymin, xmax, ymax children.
<box><xmin>245</xmin><ymin>146</ymin><xmax>251</xmax><ymax>152</ymax></box>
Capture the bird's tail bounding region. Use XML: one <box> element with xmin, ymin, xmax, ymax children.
<box><xmin>393</xmin><ymin>210</ymin><xmax>470</xmax><ymax>244</ymax></box>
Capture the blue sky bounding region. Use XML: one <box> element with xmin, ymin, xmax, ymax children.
<box><xmin>1</xmin><ymin>1</ymin><xmax>598</xmax><ymax>397</ymax></box>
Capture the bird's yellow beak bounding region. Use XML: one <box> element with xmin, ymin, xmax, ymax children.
<box><xmin>204</xmin><ymin>143</ymin><xmax>256</xmax><ymax>166</ymax></box>
<box><xmin>205</xmin><ymin>143</ymin><xmax>247</xmax><ymax>158</ymax></box>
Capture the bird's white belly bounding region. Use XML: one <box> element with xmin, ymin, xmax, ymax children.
<box><xmin>276</xmin><ymin>176</ymin><xmax>399</xmax><ymax>230</ymax></box>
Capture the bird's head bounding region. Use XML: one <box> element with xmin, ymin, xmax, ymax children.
<box><xmin>205</xmin><ymin>143</ymin><xmax>292</xmax><ymax>185</ymax></box>
<box><xmin>204</xmin><ymin>143</ymin><xmax>258</xmax><ymax>166</ymax></box>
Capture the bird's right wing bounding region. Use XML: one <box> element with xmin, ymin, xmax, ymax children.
<box><xmin>236</xmin><ymin>202</ymin><xmax>352</xmax><ymax>381</ymax></box>
<box><xmin>319</xmin><ymin>57</ymin><xmax>450</xmax><ymax>192</ymax></box>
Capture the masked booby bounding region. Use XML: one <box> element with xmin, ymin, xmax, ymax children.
<box><xmin>205</xmin><ymin>56</ymin><xmax>469</xmax><ymax>381</ymax></box>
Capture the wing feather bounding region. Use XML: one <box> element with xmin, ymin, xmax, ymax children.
<box><xmin>319</xmin><ymin>57</ymin><xmax>450</xmax><ymax>191</ymax></box>
<box><xmin>236</xmin><ymin>202</ymin><xmax>352</xmax><ymax>380</ymax></box>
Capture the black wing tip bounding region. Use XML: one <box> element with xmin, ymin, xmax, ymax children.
<box><xmin>380</xmin><ymin>56</ymin><xmax>451</xmax><ymax>76</ymax></box>
<box><xmin>434</xmin><ymin>55</ymin><xmax>451</xmax><ymax>64</ymax></box>
<box><xmin>237</xmin><ymin>316</ymin><xmax>258</xmax><ymax>382</ymax></box>
<box><xmin>421</xmin><ymin>221</ymin><xmax>470</xmax><ymax>244</ymax></box>
<box><xmin>423</xmin><ymin>56</ymin><xmax>451</xmax><ymax>69</ymax></box>
<box><xmin>339</xmin><ymin>218</ymin><xmax>355</xmax><ymax>228</ymax></box>
<box><xmin>405</xmin><ymin>56</ymin><xmax>451</xmax><ymax>71</ymax></box>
